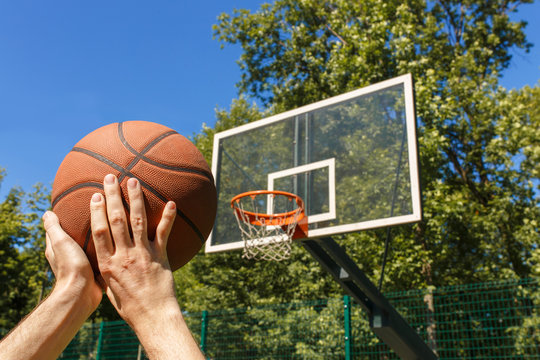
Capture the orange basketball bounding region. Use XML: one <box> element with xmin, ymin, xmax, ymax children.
<box><xmin>51</xmin><ymin>121</ymin><xmax>217</xmax><ymax>272</ymax></box>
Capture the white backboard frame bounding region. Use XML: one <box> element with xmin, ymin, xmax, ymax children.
<box><xmin>267</xmin><ymin>158</ymin><xmax>336</xmax><ymax>224</ymax></box>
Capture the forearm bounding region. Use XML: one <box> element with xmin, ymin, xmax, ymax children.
<box><xmin>0</xmin><ymin>286</ymin><xmax>94</xmax><ymax>360</ymax></box>
<box><xmin>130</xmin><ymin>302</ymin><xmax>205</xmax><ymax>360</ymax></box>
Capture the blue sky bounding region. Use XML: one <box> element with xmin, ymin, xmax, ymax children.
<box><xmin>0</xmin><ymin>1</ymin><xmax>539</xmax><ymax>201</ymax></box>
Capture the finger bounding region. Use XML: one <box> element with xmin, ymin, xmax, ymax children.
<box><xmin>42</xmin><ymin>211</ymin><xmax>72</xmax><ymax>252</ymax></box>
<box><xmin>155</xmin><ymin>201</ymin><xmax>176</xmax><ymax>255</ymax></box>
<box><xmin>126</xmin><ymin>178</ymin><xmax>148</xmax><ymax>248</ymax></box>
<box><xmin>43</xmin><ymin>212</ymin><xmax>55</xmax><ymax>259</ymax></box>
<box><xmin>43</xmin><ymin>214</ymin><xmax>56</xmax><ymax>273</ymax></box>
<box><xmin>90</xmin><ymin>192</ymin><xmax>115</xmax><ymax>258</ymax></box>
<box><xmin>45</xmin><ymin>232</ymin><xmax>54</xmax><ymax>262</ymax></box>
<box><xmin>103</xmin><ymin>174</ymin><xmax>132</xmax><ymax>249</ymax></box>
<box><xmin>44</xmin><ymin>233</ymin><xmax>59</xmax><ymax>278</ymax></box>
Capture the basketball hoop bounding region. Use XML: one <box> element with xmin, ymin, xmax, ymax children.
<box><xmin>231</xmin><ymin>190</ymin><xmax>308</xmax><ymax>261</ymax></box>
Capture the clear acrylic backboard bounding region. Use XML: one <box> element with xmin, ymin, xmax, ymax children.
<box><xmin>206</xmin><ymin>74</ymin><xmax>421</xmax><ymax>254</ymax></box>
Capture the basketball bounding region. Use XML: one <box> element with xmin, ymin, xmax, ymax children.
<box><xmin>51</xmin><ymin>120</ymin><xmax>217</xmax><ymax>272</ymax></box>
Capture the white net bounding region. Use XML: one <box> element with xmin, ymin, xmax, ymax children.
<box><xmin>232</xmin><ymin>191</ymin><xmax>303</xmax><ymax>261</ymax></box>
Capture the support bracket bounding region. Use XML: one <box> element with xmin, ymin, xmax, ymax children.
<box><xmin>302</xmin><ymin>238</ymin><xmax>438</xmax><ymax>360</ymax></box>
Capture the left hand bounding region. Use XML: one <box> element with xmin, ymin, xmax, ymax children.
<box><xmin>43</xmin><ymin>211</ymin><xmax>102</xmax><ymax>312</ymax></box>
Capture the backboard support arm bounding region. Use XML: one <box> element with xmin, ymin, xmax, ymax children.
<box><xmin>301</xmin><ymin>238</ymin><xmax>438</xmax><ymax>360</ymax></box>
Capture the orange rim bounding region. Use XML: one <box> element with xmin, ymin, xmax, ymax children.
<box><xmin>231</xmin><ymin>190</ymin><xmax>305</xmax><ymax>226</ymax></box>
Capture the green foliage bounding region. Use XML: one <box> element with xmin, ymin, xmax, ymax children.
<box><xmin>176</xmin><ymin>244</ymin><xmax>342</xmax><ymax>312</ymax></box>
<box><xmin>0</xmin><ymin>169</ymin><xmax>51</xmax><ymax>329</ymax></box>
<box><xmin>214</xmin><ymin>0</ymin><xmax>531</xmax><ymax>107</ymax></box>
<box><xmin>507</xmin><ymin>280</ymin><xmax>540</xmax><ymax>356</ymax></box>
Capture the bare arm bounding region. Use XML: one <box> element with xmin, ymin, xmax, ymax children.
<box><xmin>0</xmin><ymin>212</ymin><xmax>102</xmax><ymax>360</ymax></box>
<box><xmin>90</xmin><ymin>174</ymin><xmax>204</xmax><ymax>359</ymax></box>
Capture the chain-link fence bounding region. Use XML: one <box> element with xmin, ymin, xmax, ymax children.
<box><xmin>58</xmin><ymin>278</ymin><xmax>538</xmax><ymax>359</ymax></box>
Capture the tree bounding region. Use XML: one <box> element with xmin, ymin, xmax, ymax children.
<box><xmin>206</xmin><ymin>0</ymin><xmax>538</xmax><ymax>291</ymax></box>
<box><xmin>0</xmin><ymin>169</ymin><xmax>51</xmax><ymax>330</ymax></box>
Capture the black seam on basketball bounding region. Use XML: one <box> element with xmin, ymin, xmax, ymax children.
<box><xmin>66</xmin><ymin>146</ymin><xmax>206</xmax><ymax>244</ymax></box>
<box><xmin>51</xmin><ymin>182</ymin><xmax>104</xmax><ymax>209</ymax></box>
<box><xmin>118</xmin><ymin>122</ymin><xmax>178</xmax><ymax>182</ymax></box>
<box><xmin>119</xmin><ymin>122</ymin><xmax>178</xmax><ymax>155</ymax></box>
<box><xmin>117</xmin><ymin>122</ymin><xmax>214</xmax><ymax>182</ymax></box>
<box><xmin>83</xmin><ymin>227</ymin><xmax>92</xmax><ymax>251</ymax></box>
<box><xmin>135</xmin><ymin>177</ymin><xmax>206</xmax><ymax>243</ymax></box>
<box><xmin>72</xmin><ymin>147</ymin><xmax>130</xmax><ymax>177</ymax></box>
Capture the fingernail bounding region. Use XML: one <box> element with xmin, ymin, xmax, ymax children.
<box><xmin>42</xmin><ymin>211</ymin><xmax>51</xmax><ymax>221</ymax></box>
<box><xmin>92</xmin><ymin>193</ymin><xmax>102</xmax><ymax>203</ymax></box>
<box><xmin>127</xmin><ymin>177</ymin><xmax>138</xmax><ymax>189</ymax></box>
<box><xmin>167</xmin><ymin>201</ymin><xmax>176</xmax><ymax>210</ymax></box>
<box><xmin>104</xmin><ymin>174</ymin><xmax>116</xmax><ymax>185</ymax></box>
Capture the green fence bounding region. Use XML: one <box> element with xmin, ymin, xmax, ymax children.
<box><xmin>59</xmin><ymin>278</ymin><xmax>539</xmax><ymax>359</ymax></box>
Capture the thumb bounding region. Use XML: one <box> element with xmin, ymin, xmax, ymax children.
<box><xmin>43</xmin><ymin>211</ymin><xmax>69</xmax><ymax>248</ymax></box>
<box><xmin>42</xmin><ymin>210</ymin><xmax>88</xmax><ymax>268</ymax></box>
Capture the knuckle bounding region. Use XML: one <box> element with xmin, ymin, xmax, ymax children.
<box><xmin>45</xmin><ymin>247</ymin><xmax>53</xmax><ymax>261</ymax></box>
<box><xmin>43</xmin><ymin>221</ymin><xmax>59</xmax><ymax>235</ymax></box>
<box><xmin>160</xmin><ymin>212</ymin><xmax>176</xmax><ymax>228</ymax></box>
<box><xmin>92</xmin><ymin>225</ymin><xmax>110</xmax><ymax>238</ymax></box>
<box><xmin>121</xmin><ymin>256</ymin><xmax>137</xmax><ymax>269</ymax></box>
<box><xmin>60</xmin><ymin>234</ymin><xmax>72</xmax><ymax>244</ymax></box>
<box><xmin>90</xmin><ymin>199</ymin><xmax>104</xmax><ymax>210</ymax></box>
<box><xmin>97</xmin><ymin>257</ymin><xmax>114</xmax><ymax>273</ymax></box>
<box><xmin>43</xmin><ymin>221</ymin><xmax>53</xmax><ymax>232</ymax></box>
<box><xmin>165</xmin><ymin>210</ymin><xmax>176</xmax><ymax>221</ymax></box>
<box><xmin>98</xmin><ymin>264</ymin><xmax>112</xmax><ymax>277</ymax></box>
<box><xmin>130</xmin><ymin>215</ymin><xmax>145</xmax><ymax>230</ymax></box>
<box><xmin>90</xmin><ymin>204</ymin><xmax>104</xmax><ymax>215</ymax></box>
<box><xmin>108</xmin><ymin>210</ymin><xmax>126</xmax><ymax>226</ymax></box>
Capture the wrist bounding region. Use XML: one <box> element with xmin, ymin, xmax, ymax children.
<box><xmin>52</xmin><ymin>276</ymin><xmax>101</xmax><ymax>315</ymax></box>
<box><xmin>129</xmin><ymin>301</ymin><xmax>204</xmax><ymax>359</ymax></box>
<box><xmin>127</xmin><ymin>298</ymin><xmax>182</xmax><ymax>334</ymax></box>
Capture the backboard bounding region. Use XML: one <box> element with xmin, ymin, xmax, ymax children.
<box><xmin>206</xmin><ymin>74</ymin><xmax>421</xmax><ymax>254</ymax></box>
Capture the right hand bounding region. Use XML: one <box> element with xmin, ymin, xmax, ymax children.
<box><xmin>89</xmin><ymin>174</ymin><xmax>179</xmax><ymax>327</ymax></box>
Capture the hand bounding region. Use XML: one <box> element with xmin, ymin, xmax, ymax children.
<box><xmin>43</xmin><ymin>211</ymin><xmax>102</xmax><ymax>313</ymax></box>
<box><xmin>89</xmin><ymin>174</ymin><xmax>179</xmax><ymax>327</ymax></box>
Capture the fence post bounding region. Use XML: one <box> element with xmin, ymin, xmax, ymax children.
<box><xmin>344</xmin><ymin>295</ymin><xmax>352</xmax><ymax>360</ymax></box>
<box><xmin>200</xmin><ymin>310</ymin><xmax>209</xmax><ymax>355</ymax></box>
<box><xmin>96</xmin><ymin>321</ymin><xmax>105</xmax><ymax>360</ymax></box>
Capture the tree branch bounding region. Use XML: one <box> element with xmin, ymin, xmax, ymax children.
<box><xmin>445</xmin><ymin>147</ymin><xmax>488</xmax><ymax>205</ymax></box>
<box><xmin>325</xmin><ymin>24</ymin><xmax>347</xmax><ymax>46</ymax></box>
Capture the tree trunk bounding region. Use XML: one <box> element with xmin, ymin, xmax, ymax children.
<box><xmin>422</xmin><ymin>263</ymin><xmax>439</xmax><ymax>356</ymax></box>
<box><xmin>417</xmin><ymin>223</ymin><xmax>439</xmax><ymax>356</ymax></box>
